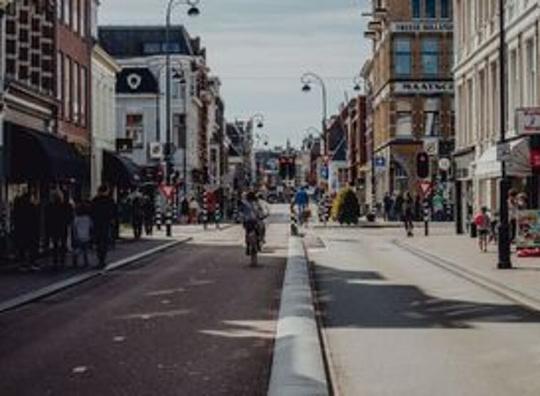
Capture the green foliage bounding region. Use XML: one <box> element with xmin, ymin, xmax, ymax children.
<box><xmin>331</xmin><ymin>188</ymin><xmax>360</xmax><ymax>225</ymax></box>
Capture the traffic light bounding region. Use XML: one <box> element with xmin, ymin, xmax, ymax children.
<box><xmin>166</xmin><ymin>162</ymin><xmax>175</xmax><ymax>183</ymax></box>
<box><xmin>156</xmin><ymin>165</ymin><xmax>164</xmax><ymax>184</ymax></box>
<box><xmin>530</xmin><ymin>135</ymin><xmax>540</xmax><ymax>174</ymax></box>
<box><xmin>279</xmin><ymin>157</ymin><xmax>288</xmax><ymax>179</ymax></box>
<box><xmin>416</xmin><ymin>152</ymin><xmax>430</xmax><ymax>179</ymax></box>
<box><xmin>288</xmin><ymin>157</ymin><xmax>296</xmax><ymax>179</ymax></box>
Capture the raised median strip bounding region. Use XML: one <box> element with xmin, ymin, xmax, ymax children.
<box><xmin>395</xmin><ymin>240</ymin><xmax>540</xmax><ymax>313</ymax></box>
<box><xmin>268</xmin><ymin>236</ymin><xmax>329</xmax><ymax>396</ymax></box>
<box><xmin>0</xmin><ymin>237</ymin><xmax>191</xmax><ymax>314</ymax></box>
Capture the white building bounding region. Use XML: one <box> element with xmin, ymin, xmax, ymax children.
<box><xmin>98</xmin><ymin>26</ymin><xmax>217</xmax><ymax>198</ymax></box>
<box><xmin>91</xmin><ymin>44</ymin><xmax>120</xmax><ymax>195</ymax></box>
<box><xmin>453</xmin><ymin>0</ymin><xmax>539</xmax><ymax>233</ymax></box>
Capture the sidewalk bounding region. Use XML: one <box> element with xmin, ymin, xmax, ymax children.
<box><xmin>0</xmin><ymin>234</ymin><xmax>189</xmax><ymax>313</ymax></box>
<box><xmin>397</xmin><ymin>228</ymin><xmax>540</xmax><ymax>311</ymax></box>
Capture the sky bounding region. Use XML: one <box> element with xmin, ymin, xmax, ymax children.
<box><xmin>99</xmin><ymin>0</ymin><xmax>371</xmax><ymax>147</ymax></box>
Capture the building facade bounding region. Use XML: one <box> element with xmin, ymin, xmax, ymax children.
<box><xmin>364</xmin><ymin>0</ymin><xmax>454</xmax><ymax>205</ymax></box>
<box><xmin>91</xmin><ymin>44</ymin><xmax>120</xmax><ymax>195</ymax></box>
<box><xmin>453</xmin><ymin>0</ymin><xmax>540</xmax><ymax>233</ymax></box>
<box><xmin>99</xmin><ymin>26</ymin><xmax>223</xmax><ymax>199</ymax></box>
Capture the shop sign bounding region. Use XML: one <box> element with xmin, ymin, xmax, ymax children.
<box><xmin>424</xmin><ymin>138</ymin><xmax>439</xmax><ymax>156</ymax></box>
<box><xmin>391</xmin><ymin>21</ymin><xmax>453</xmax><ymax>33</ymax></box>
<box><xmin>374</xmin><ymin>157</ymin><xmax>386</xmax><ymax>169</ymax></box>
<box><xmin>393</xmin><ymin>81</ymin><xmax>454</xmax><ymax>95</ymax></box>
<box><xmin>516</xmin><ymin>107</ymin><xmax>540</xmax><ymax>135</ymax></box>
<box><xmin>517</xmin><ymin>210</ymin><xmax>540</xmax><ymax>248</ymax></box>
<box><xmin>496</xmin><ymin>142</ymin><xmax>511</xmax><ymax>162</ymax></box>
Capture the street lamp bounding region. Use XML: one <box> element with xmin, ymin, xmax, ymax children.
<box><xmin>250</xmin><ymin>113</ymin><xmax>265</xmax><ymax>129</ymax></box>
<box><xmin>353</xmin><ymin>75</ymin><xmax>363</xmax><ymax>92</ymax></box>
<box><xmin>164</xmin><ymin>0</ymin><xmax>201</xmax><ymax>237</ymax></box>
<box><xmin>300</xmin><ymin>72</ymin><xmax>328</xmax><ymax>154</ymax></box>
<box><xmin>497</xmin><ymin>0</ymin><xmax>512</xmax><ymax>269</ymax></box>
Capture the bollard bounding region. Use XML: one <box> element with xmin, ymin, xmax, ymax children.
<box><xmin>203</xmin><ymin>191</ymin><xmax>208</xmax><ymax>230</ymax></box>
<box><xmin>324</xmin><ymin>195</ymin><xmax>331</xmax><ymax>226</ymax></box>
<box><xmin>166</xmin><ymin>204</ymin><xmax>172</xmax><ymax>237</ymax></box>
<box><xmin>423</xmin><ymin>199</ymin><xmax>430</xmax><ymax>236</ymax></box>
<box><xmin>290</xmin><ymin>206</ymin><xmax>298</xmax><ymax>236</ymax></box>
<box><xmin>215</xmin><ymin>201</ymin><xmax>221</xmax><ymax>229</ymax></box>
<box><xmin>156</xmin><ymin>206</ymin><xmax>162</xmax><ymax>231</ymax></box>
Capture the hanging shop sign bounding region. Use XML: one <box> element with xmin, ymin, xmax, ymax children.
<box><xmin>393</xmin><ymin>81</ymin><xmax>454</xmax><ymax>95</ymax></box>
<box><xmin>516</xmin><ymin>107</ymin><xmax>540</xmax><ymax>135</ymax></box>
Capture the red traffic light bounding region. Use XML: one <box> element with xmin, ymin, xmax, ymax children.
<box><xmin>416</xmin><ymin>152</ymin><xmax>430</xmax><ymax>179</ymax></box>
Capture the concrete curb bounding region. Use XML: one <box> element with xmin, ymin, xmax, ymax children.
<box><xmin>268</xmin><ymin>237</ymin><xmax>329</xmax><ymax>396</ymax></box>
<box><xmin>395</xmin><ymin>240</ymin><xmax>540</xmax><ymax>313</ymax></box>
<box><xmin>0</xmin><ymin>237</ymin><xmax>191</xmax><ymax>314</ymax></box>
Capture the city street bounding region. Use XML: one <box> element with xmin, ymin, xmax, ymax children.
<box><xmin>0</xmin><ymin>210</ymin><xmax>289</xmax><ymax>396</ymax></box>
<box><xmin>308</xmin><ymin>226</ymin><xmax>540</xmax><ymax>396</ymax></box>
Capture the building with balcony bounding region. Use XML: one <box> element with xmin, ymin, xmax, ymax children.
<box><xmin>453</xmin><ymin>0</ymin><xmax>540</xmax><ymax>233</ymax></box>
<box><xmin>364</xmin><ymin>0</ymin><xmax>454</xmax><ymax>205</ymax></box>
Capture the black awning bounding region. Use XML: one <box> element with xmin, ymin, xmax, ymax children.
<box><xmin>6</xmin><ymin>123</ymin><xmax>88</xmax><ymax>183</ymax></box>
<box><xmin>103</xmin><ymin>151</ymin><xmax>142</xmax><ymax>188</ymax></box>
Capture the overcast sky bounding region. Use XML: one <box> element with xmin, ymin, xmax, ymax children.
<box><xmin>99</xmin><ymin>0</ymin><xmax>371</xmax><ymax>147</ymax></box>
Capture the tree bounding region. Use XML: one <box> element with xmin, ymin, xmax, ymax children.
<box><xmin>331</xmin><ymin>188</ymin><xmax>360</xmax><ymax>225</ymax></box>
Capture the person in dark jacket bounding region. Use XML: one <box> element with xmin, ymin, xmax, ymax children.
<box><xmin>13</xmin><ymin>192</ymin><xmax>40</xmax><ymax>270</ymax></box>
<box><xmin>91</xmin><ymin>185</ymin><xmax>116</xmax><ymax>269</ymax></box>
<box><xmin>143</xmin><ymin>195</ymin><xmax>155</xmax><ymax>236</ymax></box>
<box><xmin>45</xmin><ymin>191</ymin><xmax>73</xmax><ymax>269</ymax></box>
<box><xmin>131</xmin><ymin>193</ymin><xmax>144</xmax><ymax>240</ymax></box>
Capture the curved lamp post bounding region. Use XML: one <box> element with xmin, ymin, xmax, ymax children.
<box><xmin>250</xmin><ymin>113</ymin><xmax>265</xmax><ymax>129</ymax></box>
<box><xmin>164</xmin><ymin>0</ymin><xmax>201</xmax><ymax>236</ymax></box>
<box><xmin>353</xmin><ymin>75</ymin><xmax>364</xmax><ymax>92</ymax></box>
<box><xmin>301</xmin><ymin>72</ymin><xmax>328</xmax><ymax>153</ymax></box>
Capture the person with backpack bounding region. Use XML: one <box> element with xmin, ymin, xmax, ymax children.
<box><xmin>474</xmin><ymin>207</ymin><xmax>491</xmax><ymax>252</ymax></box>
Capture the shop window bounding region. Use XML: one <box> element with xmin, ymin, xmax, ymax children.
<box><xmin>394</xmin><ymin>38</ymin><xmax>412</xmax><ymax>76</ymax></box>
<box><xmin>173</xmin><ymin>114</ymin><xmax>187</xmax><ymax>148</ymax></box>
<box><xmin>396</xmin><ymin>101</ymin><xmax>413</xmax><ymax>136</ymax></box>
<box><xmin>421</xmin><ymin>38</ymin><xmax>439</xmax><ymax>75</ymax></box>
<box><xmin>424</xmin><ymin>98</ymin><xmax>441</xmax><ymax>137</ymax></box>
<box><xmin>126</xmin><ymin>114</ymin><xmax>144</xmax><ymax>148</ymax></box>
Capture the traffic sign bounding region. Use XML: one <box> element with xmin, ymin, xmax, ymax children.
<box><xmin>424</xmin><ymin>138</ymin><xmax>439</xmax><ymax>156</ymax></box>
<box><xmin>438</xmin><ymin>158</ymin><xmax>451</xmax><ymax>171</ymax></box>
<box><xmin>374</xmin><ymin>157</ymin><xmax>386</xmax><ymax>169</ymax></box>
<box><xmin>159</xmin><ymin>185</ymin><xmax>176</xmax><ymax>200</ymax></box>
<box><xmin>418</xmin><ymin>180</ymin><xmax>433</xmax><ymax>198</ymax></box>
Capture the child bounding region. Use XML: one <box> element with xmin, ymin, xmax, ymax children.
<box><xmin>474</xmin><ymin>207</ymin><xmax>491</xmax><ymax>253</ymax></box>
<box><xmin>72</xmin><ymin>202</ymin><xmax>93</xmax><ymax>267</ymax></box>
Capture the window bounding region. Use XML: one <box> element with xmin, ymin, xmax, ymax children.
<box><xmin>80</xmin><ymin>0</ymin><xmax>86</xmax><ymax>37</ymax></box>
<box><xmin>424</xmin><ymin>98</ymin><xmax>440</xmax><ymax>137</ymax></box>
<box><xmin>57</xmin><ymin>0</ymin><xmax>63</xmax><ymax>20</ymax></box>
<box><xmin>421</xmin><ymin>38</ymin><xmax>439</xmax><ymax>75</ymax></box>
<box><xmin>64</xmin><ymin>56</ymin><xmax>71</xmax><ymax>120</ymax></box>
<box><xmin>57</xmin><ymin>53</ymin><xmax>63</xmax><ymax>103</ymax></box>
<box><xmin>73</xmin><ymin>0</ymin><xmax>79</xmax><ymax>33</ymax></box>
<box><xmin>80</xmin><ymin>66</ymin><xmax>87</xmax><ymax>126</ymax></box>
<box><xmin>73</xmin><ymin>62</ymin><xmax>80</xmax><ymax>124</ymax></box>
<box><xmin>425</xmin><ymin>0</ymin><xmax>436</xmax><ymax>18</ymax></box>
<box><xmin>440</xmin><ymin>0</ymin><xmax>450</xmax><ymax>18</ymax></box>
<box><xmin>63</xmin><ymin>0</ymin><xmax>71</xmax><ymax>26</ymax></box>
<box><xmin>173</xmin><ymin>114</ymin><xmax>187</xmax><ymax>148</ymax></box>
<box><xmin>394</xmin><ymin>38</ymin><xmax>412</xmax><ymax>75</ymax></box>
<box><xmin>126</xmin><ymin>114</ymin><xmax>144</xmax><ymax>147</ymax></box>
<box><xmin>525</xmin><ymin>39</ymin><xmax>536</xmax><ymax>105</ymax></box>
<box><xmin>396</xmin><ymin>101</ymin><xmax>413</xmax><ymax>136</ymax></box>
<box><xmin>143</xmin><ymin>43</ymin><xmax>161</xmax><ymax>55</ymax></box>
<box><xmin>412</xmin><ymin>0</ymin><xmax>421</xmax><ymax>18</ymax></box>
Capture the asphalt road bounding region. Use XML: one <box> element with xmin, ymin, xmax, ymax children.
<box><xmin>0</xmin><ymin>213</ymin><xmax>288</xmax><ymax>396</ymax></box>
<box><xmin>309</xmin><ymin>227</ymin><xmax>540</xmax><ymax>396</ymax></box>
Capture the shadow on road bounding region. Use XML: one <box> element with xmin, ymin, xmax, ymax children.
<box><xmin>313</xmin><ymin>263</ymin><xmax>540</xmax><ymax>330</ymax></box>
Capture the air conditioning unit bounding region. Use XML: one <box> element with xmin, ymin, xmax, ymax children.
<box><xmin>149</xmin><ymin>142</ymin><xmax>164</xmax><ymax>159</ymax></box>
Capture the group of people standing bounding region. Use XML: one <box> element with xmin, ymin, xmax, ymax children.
<box><xmin>12</xmin><ymin>185</ymin><xmax>118</xmax><ymax>271</ymax></box>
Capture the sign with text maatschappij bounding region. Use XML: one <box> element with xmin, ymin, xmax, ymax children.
<box><xmin>516</xmin><ymin>210</ymin><xmax>540</xmax><ymax>249</ymax></box>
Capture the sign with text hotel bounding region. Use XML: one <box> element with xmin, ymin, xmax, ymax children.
<box><xmin>391</xmin><ymin>21</ymin><xmax>453</xmax><ymax>33</ymax></box>
<box><xmin>393</xmin><ymin>81</ymin><xmax>454</xmax><ymax>95</ymax></box>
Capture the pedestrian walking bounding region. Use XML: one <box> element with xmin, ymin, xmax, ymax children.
<box><xmin>474</xmin><ymin>207</ymin><xmax>491</xmax><ymax>252</ymax></box>
<box><xmin>131</xmin><ymin>192</ymin><xmax>144</xmax><ymax>240</ymax></box>
<box><xmin>72</xmin><ymin>201</ymin><xmax>92</xmax><ymax>267</ymax></box>
<box><xmin>383</xmin><ymin>193</ymin><xmax>392</xmax><ymax>221</ymax></box>
<box><xmin>294</xmin><ymin>186</ymin><xmax>309</xmax><ymax>225</ymax></box>
<box><xmin>402</xmin><ymin>193</ymin><xmax>414</xmax><ymax>237</ymax></box>
<box><xmin>508</xmin><ymin>189</ymin><xmax>518</xmax><ymax>242</ymax></box>
<box><xmin>143</xmin><ymin>195</ymin><xmax>155</xmax><ymax>236</ymax></box>
<box><xmin>91</xmin><ymin>185</ymin><xmax>116</xmax><ymax>269</ymax></box>
<box><xmin>45</xmin><ymin>191</ymin><xmax>73</xmax><ymax>270</ymax></box>
<box><xmin>393</xmin><ymin>193</ymin><xmax>404</xmax><ymax>221</ymax></box>
<box><xmin>414</xmin><ymin>195</ymin><xmax>422</xmax><ymax>221</ymax></box>
<box><xmin>189</xmin><ymin>197</ymin><xmax>200</xmax><ymax>224</ymax></box>
<box><xmin>180</xmin><ymin>197</ymin><xmax>190</xmax><ymax>224</ymax></box>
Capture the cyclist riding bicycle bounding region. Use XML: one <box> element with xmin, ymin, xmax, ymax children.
<box><xmin>240</xmin><ymin>191</ymin><xmax>265</xmax><ymax>255</ymax></box>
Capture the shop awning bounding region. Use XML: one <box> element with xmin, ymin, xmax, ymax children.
<box><xmin>6</xmin><ymin>123</ymin><xmax>88</xmax><ymax>183</ymax></box>
<box><xmin>475</xmin><ymin>138</ymin><xmax>531</xmax><ymax>179</ymax></box>
<box><xmin>103</xmin><ymin>151</ymin><xmax>142</xmax><ymax>188</ymax></box>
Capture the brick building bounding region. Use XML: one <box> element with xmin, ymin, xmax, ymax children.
<box><xmin>364</xmin><ymin>0</ymin><xmax>454</xmax><ymax>204</ymax></box>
